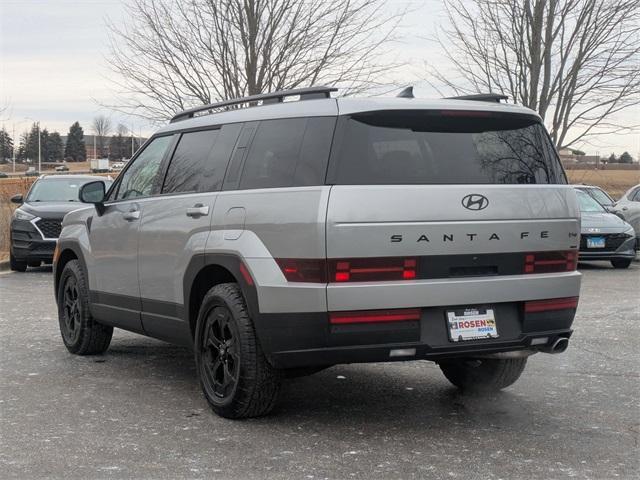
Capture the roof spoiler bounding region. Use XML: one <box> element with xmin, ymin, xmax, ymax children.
<box><xmin>446</xmin><ymin>93</ymin><xmax>508</xmax><ymax>103</ymax></box>
<box><xmin>170</xmin><ymin>86</ymin><xmax>338</xmax><ymax>123</ymax></box>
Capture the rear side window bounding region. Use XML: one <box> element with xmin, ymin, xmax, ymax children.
<box><xmin>238</xmin><ymin>117</ymin><xmax>335</xmax><ymax>190</ymax></box>
<box><xmin>327</xmin><ymin>111</ymin><xmax>565</xmax><ymax>185</ymax></box>
<box><xmin>162</xmin><ymin>129</ymin><xmax>220</xmax><ymax>194</ymax></box>
<box><xmin>162</xmin><ymin>124</ymin><xmax>242</xmax><ymax>194</ymax></box>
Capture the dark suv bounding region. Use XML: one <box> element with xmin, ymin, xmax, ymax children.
<box><xmin>10</xmin><ymin>175</ymin><xmax>112</xmax><ymax>271</ymax></box>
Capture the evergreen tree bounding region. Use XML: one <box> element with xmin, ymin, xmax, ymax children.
<box><xmin>0</xmin><ymin>128</ymin><xmax>13</xmax><ymax>161</ymax></box>
<box><xmin>24</xmin><ymin>123</ymin><xmax>41</xmax><ymax>163</ymax></box>
<box><xmin>108</xmin><ymin>133</ymin><xmax>127</xmax><ymax>160</ymax></box>
<box><xmin>16</xmin><ymin>132</ymin><xmax>28</xmax><ymax>161</ymax></box>
<box><xmin>619</xmin><ymin>151</ymin><xmax>633</xmax><ymax>164</ymax></box>
<box><xmin>608</xmin><ymin>153</ymin><xmax>617</xmax><ymax>164</ymax></box>
<box><xmin>64</xmin><ymin>121</ymin><xmax>87</xmax><ymax>161</ymax></box>
<box><xmin>47</xmin><ymin>132</ymin><xmax>64</xmax><ymax>162</ymax></box>
<box><xmin>41</xmin><ymin>129</ymin><xmax>51</xmax><ymax>163</ymax></box>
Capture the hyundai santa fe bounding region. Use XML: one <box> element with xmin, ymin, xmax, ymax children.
<box><xmin>53</xmin><ymin>87</ymin><xmax>581</xmax><ymax>418</ymax></box>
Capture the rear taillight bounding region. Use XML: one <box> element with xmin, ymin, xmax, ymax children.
<box><xmin>330</xmin><ymin>308</ymin><xmax>421</xmax><ymax>325</ymax></box>
<box><xmin>524</xmin><ymin>297</ymin><xmax>579</xmax><ymax>313</ymax></box>
<box><xmin>275</xmin><ymin>257</ymin><xmax>418</xmax><ymax>283</ymax></box>
<box><xmin>275</xmin><ymin>259</ymin><xmax>326</xmax><ymax>283</ymax></box>
<box><xmin>330</xmin><ymin>257</ymin><xmax>417</xmax><ymax>282</ymax></box>
<box><xmin>524</xmin><ymin>250</ymin><xmax>577</xmax><ymax>274</ymax></box>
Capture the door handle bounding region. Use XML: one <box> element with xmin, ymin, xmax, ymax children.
<box><xmin>186</xmin><ymin>204</ymin><xmax>210</xmax><ymax>218</ymax></box>
<box><xmin>622</xmin><ymin>207</ymin><xmax>628</xmax><ymax>211</ymax></box>
<box><xmin>123</xmin><ymin>209</ymin><xmax>140</xmax><ymax>221</ymax></box>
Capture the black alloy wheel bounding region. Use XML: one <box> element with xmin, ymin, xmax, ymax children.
<box><xmin>61</xmin><ymin>275</ymin><xmax>82</xmax><ymax>345</ymax></box>
<box><xmin>200</xmin><ymin>306</ymin><xmax>241</xmax><ymax>401</ymax></box>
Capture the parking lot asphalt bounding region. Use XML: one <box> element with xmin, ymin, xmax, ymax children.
<box><xmin>1</xmin><ymin>261</ymin><xmax>639</xmax><ymax>480</ymax></box>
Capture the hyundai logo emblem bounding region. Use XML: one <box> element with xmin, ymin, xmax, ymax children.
<box><xmin>461</xmin><ymin>194</ymin><xmax>489</xmax><ymax>211</ymax></box>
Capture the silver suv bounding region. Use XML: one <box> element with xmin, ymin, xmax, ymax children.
<box><xmin>53</xmin><ymin>87</ymin><xmax>581</xmax><ymax>418</ymax></box>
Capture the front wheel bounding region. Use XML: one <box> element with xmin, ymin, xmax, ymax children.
<box><xmin>611</xmin><ymin>258</ymin><xmax>632</xmax><ymax>269</ymax></box>
<box><xmin>439</xmin><ymin>357</ymin><xmax>527</xmax><ymax>393</ymax></box>
<box><xmin>57</xmin><ymin>259</ymin><xmax>113</xmax><ymax>354</ymax></box>
<box><xmin>195</xmin><ymin>283</ymin><xmax>280</xmax><ymax>419</ymax></box>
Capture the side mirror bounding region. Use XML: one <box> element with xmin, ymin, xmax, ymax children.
<box><xmin>79</xmin><ymin>181</ymin><xmax>106</xmax><ymax>215</ymax></box>
<box><xmin>10</xmin><ymin>194</ymin><xmax>23</xmax><ymax>204</ymax></box>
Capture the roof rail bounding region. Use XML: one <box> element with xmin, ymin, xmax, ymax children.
<box><xmin>446</xmin><ymin>93</ymin><xmax>508</xmax><ymax>103</ymax></box>
<box><xmin>170</xmin><ymin>86</ymin><xmax>338</xmax><ymax>123</ymax></box>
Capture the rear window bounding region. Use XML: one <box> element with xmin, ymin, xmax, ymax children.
<box><xmin>327</xmin><ymin>111</ymin><xmax>565</xmax><ymax>185</ymax></box>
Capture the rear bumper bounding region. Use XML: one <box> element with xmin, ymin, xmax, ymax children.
<box><xmin>257</xmin><ymin>302</ymin><xmax>576</xmax><ymax>368</ymax></box>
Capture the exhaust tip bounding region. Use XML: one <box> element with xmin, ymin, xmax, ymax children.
<box><xmin>551</xmin><ymin>337</ymin><xmax>569</xmax><ymax>354</ymax></box>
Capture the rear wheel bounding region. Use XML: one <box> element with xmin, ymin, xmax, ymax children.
<box><xmin>611</xmin><ymin>258</ymin><xmax>632</xmax><ymax>269</ymax></box>
<box><xmin>195</xmin><ymin>283</ymin><xmax>280</xmax><ymax>419</ymax></box>
<box><xmin>57</xmin><ymin>259</ymin><xmax>113</xmax><ymax>354</ymax></box>
<box><xmin>439</xmin><ymin>357</ymin><xmax>527</xmax><ymax>393</ymax></box>
<box><xmin>9</xmin><ymin>251</ymin><xmax>27</xmax><ymax>272</ymax></box>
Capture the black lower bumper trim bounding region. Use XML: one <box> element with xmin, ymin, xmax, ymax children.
<box><xmin>270</xmin><ymin>330</ymin><xmax>573</xmax><ymax>368</ymax></box>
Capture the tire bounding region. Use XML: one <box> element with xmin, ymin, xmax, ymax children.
<box><xmin>611</xmin><ymin>258</ymin><xmax>632</xmax><ymax>269</ymax></box>
<box><xmin>57</xmin><ymin>259</ymin><xmax>113</xmax><ymax>355</ymax></box>
<box><xmin>194</xmin><ymin>283</ymin><xmax>280</xmax><ymax>419</ymax></box>
<box><xmin>9</xmin><ymin>251</ymin><xmax>27</xmax><ymax>272</ymax></box>
<box><xmin>439</xmin><ymin>357</ymin><xmax>527</xmax><ymax>393</ymax></box>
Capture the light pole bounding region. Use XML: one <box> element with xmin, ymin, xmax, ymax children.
<box><xmin>12</xmin><ymin>124</ymin><xmax>16</xmax><ymax>173</ymax></box>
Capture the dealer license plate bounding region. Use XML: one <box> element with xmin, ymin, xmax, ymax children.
<box><xmin>587</xmin><ymin>236</ymin><xmax>606</xmax><ymax>248</ymax></box>
<box><xmin>447</xmin><ymin>307</ymin><xmax>498</xmax><ymax>342</ymax></box>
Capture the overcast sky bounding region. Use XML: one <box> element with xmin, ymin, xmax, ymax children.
<box><xmin>0</xmin><ymin>0</ymin><xmax>638</xmax><ymax>157</ymax></box>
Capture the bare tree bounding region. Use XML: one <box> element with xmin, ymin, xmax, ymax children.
<box><xmin>106</xmin><ymin>0</ymin><xmax>405</xmax><ymax>122</ymax></box>
<box><xmin>92</xmin><ymin>115</ymin><xmax>112</xmax><ymax>158</ymax></box>
<box><xmin>431</xmin><ymin>0</ymin><xmax>640</xmax><ymax>148</ymax></box>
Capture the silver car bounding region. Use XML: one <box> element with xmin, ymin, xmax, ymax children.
<box><xmin>575</xmin><ymin>189</ymin><xmax>636</xmax><ymax>268</ymax></box>
<box><xmin>52</xmin><ymin>87</ymin><xmax>582</xmax><ymax>418</ymax></box>
<box><xmin>613</xmin><ymin>184</ymin><xmax>640</xmax><ymax>248</ymax></box>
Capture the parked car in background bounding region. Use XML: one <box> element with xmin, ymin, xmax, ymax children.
<box><xmin>575</xmin><ymin>184</ymin><xmax>616</xmax><ymax>209</ymax></box>
<box><xmin>0</xmin><ymin>172</ymin><xmax>8</xmax><ymax>178</ymax></box>
<box><xmin>575</xmin><ymin>189</ymin><xmax>636</xmax><ymax>269</ymax></box>
<box><xmin>55</xmin><ymin>164</ymin><xmax>69</xmax><ymax>172</ymax></box>
<box><xmin>111</xmin><ymin>162</ymin><xmax>125</xmax><ymax>171</ymax></box>
<box><xmin>9</xmin><ymin>174</ymin><xmax>113</xmax><ymax>272</ymax></box>
<box><xmin>612</xmin><ymin>184</ymin><xmax>640</xmax><ymax>249</ymax></box>
<box><xmin>25</xmin><ymin>168</ymin><xmax>39</xmax><ymax>177</ymax></box>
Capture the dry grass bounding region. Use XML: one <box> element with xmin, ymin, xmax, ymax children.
<box><xmin>0</xmin><ymin>178</ymin><xmax>37</xmax><ymax>259</ymax></box>
<box><xmin>566</xmin><ymin>169</ymin><xmax>640</xmax><ymax>199</ymax></box>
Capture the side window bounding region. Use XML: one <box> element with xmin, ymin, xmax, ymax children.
<box><xmin>116</xmin><ymin>136</ymin><xmax>172</xmax><ymax>200</ymax></box>
<box><xmin>238</xmin><ymin>117</ymin><xmax>334</xmax><ymax>190</ymax></box>
<box><xmin>162</xmin><ymin>129</ymin><xmax>220</xmax><ymax>194</ymax></box>
<box><xmin>632</xmin><ymin>188</ymin><xmax>640</xmax><ymax>202</ymax></box>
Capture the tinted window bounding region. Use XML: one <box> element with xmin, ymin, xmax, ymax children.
<box><xmin>27</xmin><ymin>178</ymin><xmax>112</xmax><ymax>202</ymax></box>
<box><xmin>328</xmin><ymin>112</ymin><xmax>565</xmax><ymax>185</ymax></box>
<box><xmin>238</xmin><ymin>117</ymin><xmax>334</xmax><ymax>189</ymax></box>
<box><xmin>631</xmin><ymin>188</ymin><xmax>640</xmax><ymax>202</ymax></box>
<box><xmin>116</xmin><ymin>136</ymin><xmax>172</xmax><ymax>200</ymax></box>
<box><xmin>162</xmin><ymin>130</ymin><xmax>220</xmax><ymax>194</ymax></box>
